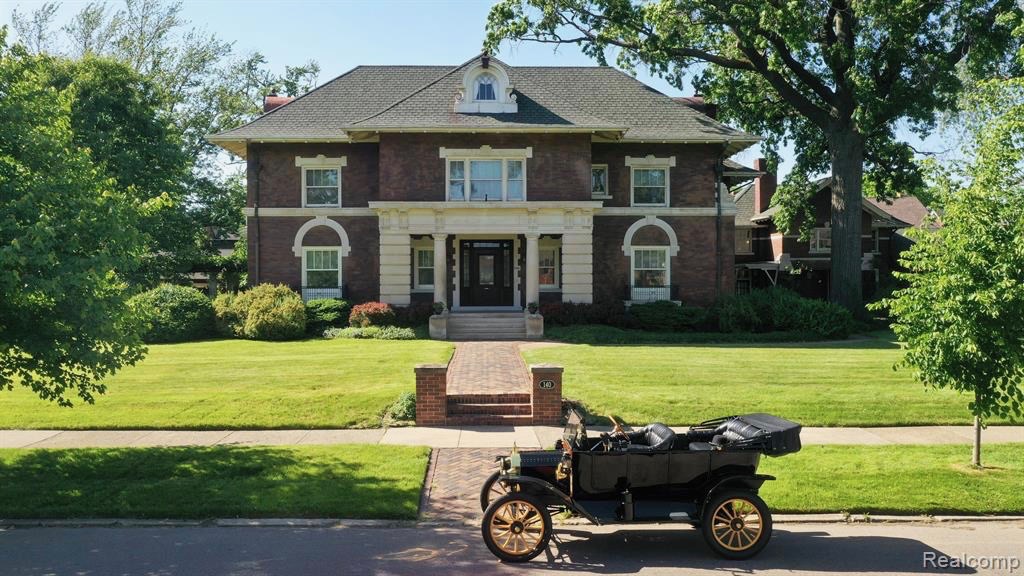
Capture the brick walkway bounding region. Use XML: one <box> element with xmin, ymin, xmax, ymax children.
<box><xmin>446</xmin><ymin>342</ymin><xmax>531</xmax><ymax>396</ymax></box>
<box><xmin>419</xmin><ymin>448</ymin><xmax>503</xmax><ymax>523</ymax></box>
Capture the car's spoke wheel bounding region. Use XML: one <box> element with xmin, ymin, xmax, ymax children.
<box><xmin>481</xmin><ymin>493</ymin><xmax>551</xmax><ymax>562</ymax></box>
<box><xmin>701</xmin><ymin>491</ymin><xmax>772</xmax><ymax>560</ymax></box>
<box><xmin>479</xmin><ymin>470</ymin><xmax>516</xmax><ymax>511</ymax></box>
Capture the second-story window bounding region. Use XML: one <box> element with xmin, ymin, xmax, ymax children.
<box><xmin>811</xmin><ymin>227</ymin><xmax>831</xmax><ymax>253</ymax></box>
<box><xmin>736</xmin><ymin>228</ymin><xmax>753</xmax><ymax>255</ymax></box>
<box><xmin>296</xmin><ymin>155</ymin><xmax>346</xmax><ymax>208</ymax></box>
<box><xmin>625</xmin><ymin>155</ymin><xmax>675</xmax><ymax>207</ymax></box>
<box><xmin>591</xmin><ymin>165</ymin><xmax>609</xmax><ymax>198</ymax></box>
<box><xmin>441</xmin><ymin>147</ymin><xmax>531</xmax><ymax>201</ymax></box>
<box><xmin>470</xmin><ymin>160</ymin><xmax>502</xmax><ymax>200</ymax></box>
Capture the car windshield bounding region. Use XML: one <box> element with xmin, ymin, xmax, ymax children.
<box><xmin>563</xmin><ymin>408</ymin><xmax>587</xmax><ymax>449</ymax></box>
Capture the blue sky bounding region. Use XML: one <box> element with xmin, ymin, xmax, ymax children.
<box><xmin>2</xmin><ymin>0</ymin><xmax>951</xmax><ymax>179</ymax></box>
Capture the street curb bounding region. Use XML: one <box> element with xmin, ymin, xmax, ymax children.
<box><xmin>2</xmin><ymin>515</ymin><xmax>1022</xmax><ymax>529</ymax></box>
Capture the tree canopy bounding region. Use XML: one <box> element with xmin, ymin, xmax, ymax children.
<box><xmin>485</xmin><ymin>0</ymin><xmax>1023</xmax><ymax>311</ymax></box>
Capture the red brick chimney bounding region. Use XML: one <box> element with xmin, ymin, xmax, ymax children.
<box><xmin>753</xmin><ymin>158</ymin><xmax>776</xmax><ymax>215</ymax></box>
<box><xmin>263</xmin><ymin>93</ymin><xmax>294</xmax><ymax>113</ymax></box>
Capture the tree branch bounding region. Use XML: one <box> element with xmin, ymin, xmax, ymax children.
<box><xmin>753</xmin><ymin>26</ymin><xmax>836</xmax><ymax>104</ymax></box>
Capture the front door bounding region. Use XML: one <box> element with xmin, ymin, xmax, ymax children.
<box><xmin>461</xmin><ymin>240</ymin><xmax>514</xmax><ymax>307</ymax></box>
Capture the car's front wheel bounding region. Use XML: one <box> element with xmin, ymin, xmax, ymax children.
<box><xmin>700</xmin><ymin>490</ymin><xmax>773</xmax><ymax>560</ymax></box>
<box><xmin>480</xmin><ymin>470</ymin><xmax>517</xmax><ymax>511</ymax></box>
<box><xmin>481</xmin><ymin>493</ymin><xmax>551</xmax><ymax>562</ymax></box>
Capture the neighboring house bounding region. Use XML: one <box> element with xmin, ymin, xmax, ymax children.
<box><xmin>732</xmin><ymin>164</ymin><xmax>913</xmax><ymax>299</ymax></box>
<box><xmin>206</xmin><ymin>55</ymin><xmax>758</xmax><ymax>319</ymax></box>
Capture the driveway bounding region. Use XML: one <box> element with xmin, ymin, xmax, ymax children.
<box><xmin>1</xmin><ymin>521</ymin><xmax>1020</xmax><ymax>575</ymax></box>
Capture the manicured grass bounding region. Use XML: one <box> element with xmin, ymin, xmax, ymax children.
<box><xmin>760</xmin><ymin>444</ymin><xmax>1024</xmax><ymax>514</ymax></box>
<box><xmin>0</xmin><ymin>338</ymin><xmax>454</xmax><ymax>429</ymax></box>
<box><xmin>524</xmin><ymin>332</ymin><xmax>1016</xmax><ymax>426</ymax></box>
<box><xmin>0</xmin><ymin>445</ymin><xmax>430</xmax><ymax>519</ymax></box>
<box><xmin>546</xmin><ymin>324</ymin><xmax>825</xmax><ymax>344</ymax></box>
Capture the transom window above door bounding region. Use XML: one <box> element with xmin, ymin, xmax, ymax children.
<box><xmin>441</xmin><ymin>146</ymin><xmax>531</xmax><ymax>202</ymax></box>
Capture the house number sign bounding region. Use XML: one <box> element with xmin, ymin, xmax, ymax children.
<box><xmin>538</xmin><ymin>379</ymin><xmax>556</xmax><ymax>390</ymax></box>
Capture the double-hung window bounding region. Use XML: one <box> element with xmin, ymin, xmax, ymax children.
<box><xmin>415</xmin><ymin>247</ymin><xmax>435</xmax><ymax>290</ymax></box>
<box><xmin>625</xmin><ymin>156</ymin><xmax>674</xmax><ymax>207</ymax></box>
<box><xmin>538</xmin><ymin>243</ymin><xmax>560</xmax><ymax>289</ymax></box>
<box><xmin>302</xmin><ymin>247</ymin><xmax>341</xmax><ymax>301</ymax></box>
<box><xmin>442</xmin><ymin>147</ymin><xmax>531</xmax><ymax>202</ymax></box>
<box><xmin>296</xmin><ymin>156</ymin><xmax>346</xmax><ymax>207</ymax></box>
<box><xmin>810</xmin><ymin>227</ymin><xmax>831</xmax><ymax>253</ymax></box>
<box><xmin>631</xmin><ymin>247</ymin><xmax>670</xmax><ymax>302</ymax></box>
<box><xmin>736</xmin><ymin>228</ymin><xmax>754</xmax><ymax>255</ymax></box>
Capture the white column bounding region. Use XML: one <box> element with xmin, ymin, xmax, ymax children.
<box><xmin>526</xmin><ymin>233</ymin><xmax>540</xmax><ymax>306</ymax></box>
<box><xmin>432</xmin><ymin>233</ymin><xmax>447</xmax><ymax>305</ymax></box>
<box><xmin>561</xmin><ymin>232</ymin><xmax>593</xmax><ymax>303</ymax></box>
<box><xmin>379</xmin><ymin>232</ymin><xmax>411</xmax><ymax>305</ymax></box>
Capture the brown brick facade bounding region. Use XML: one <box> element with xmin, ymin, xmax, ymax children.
<box><xmin>591</xmin><ymin>143</ymin><xmax>721</xmax><ymax>207</ymax></box>
<box><xmin>248</xmin><ymin>142</ymin><xmax>379</xmax><ymax>208</ymax></box>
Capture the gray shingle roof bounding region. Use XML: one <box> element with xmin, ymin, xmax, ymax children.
<box><xmin>209</xmin><ymin>56</ymin><xmax>758</xmax><ymax>155</ymax></box>
<box><xmin>731</xmin><ymin>182</ymin><xmax>757</xmax><ymax>226</ymax></box>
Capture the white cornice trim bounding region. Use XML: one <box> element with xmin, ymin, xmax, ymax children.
<box><xmin>368</xmin><ymin>201</ymin><xmax>603</xmax><ymax>210</ymax></box>
<box><xmin>295</xmin><ymin>155</ymin><xmax>348</xmax><ymax>168</ymax></box>
<box><xmin>597</xmin><ymin>206</ymin><xmax>737</xmax><ymax>217</ymax></box>
<box><xmin>246</xmin><ymin>207</ymin><xmax>376</xmax><ymax>217</ymax></box>
<box><xmin>625</xmin><ymin>155</ymin><xmax>677</xmax><ymax>168</ymax></box>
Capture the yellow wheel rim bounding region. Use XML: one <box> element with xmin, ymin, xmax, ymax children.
<box><xmin>488</xmin><ymin>500</ymin><xmax>545</xmax><ymax>556</ymax></box>
<box><xmin>711</xmin><ymin>498</ymin><xmax>763</xmax><ymax>552</ymax></box>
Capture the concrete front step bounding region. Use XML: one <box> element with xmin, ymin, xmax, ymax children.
<box><xmin>445</xmin><ymin>414</ymin><xmax>535</xmax><ymax>426</ymax></box>
<box><xmin>447</xmin><ymin>402</ymin><xmax>533</xmax><ymax>416</ymax></box>
<box><xmin>447</xmin><ymin>393</ymin><xmax>531</xmax><ymax>404</ymax></box>
<box><xmin>447</xmin><ymin>313</ymin><xmax>527</xmax><ymax>341</ymax></box>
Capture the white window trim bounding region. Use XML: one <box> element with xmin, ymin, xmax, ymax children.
<box><xmin>591</xmin><ymin>164</ymin><xmax>611</xmax><ymax>199</ymax></box>
<box><xmin>413</xmin><ymin>244</ymin><xmax>435</xmax><ymax>292</ymax></box>
<box><xmin>626</xmin><ymin>156</ymin><xmax>674</xmax><ymax>207</ymax></box>
<box><xmin>538</xmin><ymin>240</ymin><xmax>560</xmax><ymax>291</ymax></box>
<box><xmin>810</xmin><ymin>227</ymin><xmax>831</xmax><ymax>254</ymax></box>
<box><xmin>442</xmin><ymin>147</ymin><xmax>531</xmax><ymax>202</ymax></box>
<box><xmin>296</xmin><ymin>155</ymin><xmax>347</xmax><ymax>208</ymax></box>
<box><xmin>301</xmin><ymin>246</ymin><xmax>343</xmax><ymax>300</ymax></box>
<box><xmin>455</xmin><ymin>62</ymin><xmax>518</xmax><ymax>113</ymax></box>
<box><xmin>631</xmin><ymin>246</ymin><xmax>671</xmax><ymax>287</ymax></box>
<box><xmin>736</xmin><ymin>227</ymin><xmax>754</xmax><ymax>255</ymax></box>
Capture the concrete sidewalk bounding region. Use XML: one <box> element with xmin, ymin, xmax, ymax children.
<box><xmin>2</xmin><ymin>425</ymin><xmax>1021</xmax><ymax>449</ymax></box>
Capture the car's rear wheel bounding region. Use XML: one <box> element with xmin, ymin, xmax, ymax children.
<box><xmin>700</xmin><ymin>490</ymin><xmax>772</xmax><ymax>560</ymax></box>
<box><xmin>481</xmin><ymin>493</ymin><xmax>551</xmax><ymax>563</ymax></box>
<box><xmin>480</xmin><ymin>470</ymin><xmax>517</xmax><ymax>511</ymax></box>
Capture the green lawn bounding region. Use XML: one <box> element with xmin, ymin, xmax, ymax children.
<box><xmin>0</xmin><ymin>444</ymin><xmax>429</xmax><ymax>519</ymax></box>
<box><xmin>1</xmin><ymin>338</ymin><xmax>453</xmax><ymax>429</ymax></box>
<box><xmin>524</xmin><ymin>332</ymin><xmax>1013</xmax><ymax>427</ymax></box>
<box><xmin>761</xmin><ymin>444</ymin><xmax>1024</xmax><ymax>514</ymax></box>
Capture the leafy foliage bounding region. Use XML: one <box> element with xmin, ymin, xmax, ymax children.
<box><xmin>215</xmin><ymin>284</ymin><xmax>306</xmax><ymax>341</ymax></box>
<box><xmin>485</xmin><ymin>0</ymin><xmax>1023</xmax><ymax>311</ymax></box>
<box><xmin>716</xmin><ymin>288</ymin><xmax>854</xmax><ymax>339</ymax></box>
<box><xmin>0</xmin><ymin>34</ymin><xmax>147</xmax><ymax>405</ymax></box>
<box><xmin>876</xmin><ymin>75</ymin><xmax>1024</xmax><ymax>433</ymax></box>
<box><xmin>629</xmin><ymin>301</ymin><xmax>707</xmax><ymax>332</ymax></box>
<box><xmin>349</xmin><ymin>302</ymin><xmax>397</xmax><ymax>328</ymax></box>
<box><xmin>304</xmin><ymin>299</ymin><xmax>351</xmax><ymax>336</ymax></box>
<box><xmin>324</xmin><ymin>326</ymin><xmax>418</xmax><ymax>341</ymax></box>
<box><xmin>129</xmin><ymin>284</ymin><xmax>214</xmax><ymax>343</ymax></box>
<box><xmin>382</xmin><ymin>391</ymin><xmax>417</xmax><ymax>424</ymax></box>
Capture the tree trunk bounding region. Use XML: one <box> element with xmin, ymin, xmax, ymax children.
<box><xmin>828</xmin><ymin>128</ymin><xmax>864</xmax><ymax>314</ymax></box>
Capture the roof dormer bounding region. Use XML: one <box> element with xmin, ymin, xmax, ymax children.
<box><xmin>455</xmin><ymin>57</ymin><xmax>517</xmax><ymax>114</ymax></box>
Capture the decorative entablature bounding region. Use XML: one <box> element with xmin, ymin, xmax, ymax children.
<box><xmin>368</xmin><ymin>201</ymin><xmax>601</xmax><ymax>235</ymax></box>
<box><xmin>454</xmin><ymin>58</ymin><xmax>518</xmax><ymax>114</ymax></box>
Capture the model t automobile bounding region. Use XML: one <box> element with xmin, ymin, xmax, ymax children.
<box><xmin>479</xmin><ymin>409</ymin><xmax>802</xmax><ymax>562</ymax></box>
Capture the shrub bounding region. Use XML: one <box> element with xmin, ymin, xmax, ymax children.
<box><xmin>629</xmin><ymin>301</ymin><xmax>707</xmax><ymax>332</ymax></box>
<box><xmin>212</xmin><ymin>293</ymin><xmax>239</xmax><ymax>337</ymax></box>
<box><xmin>129</xmin><ymin>284</ymin><xmax>214</xmax><ymax>343</ymax></box>
<box><xmin>305</xmin><ymin>299</ymin><xmax>350</xmax><ymax>335</ymax></box>
<box><xmin>540</xmin><ymin>301</ymin><xmax>631</xmax><ymax>327</ymax></box>
<box><xmin>382</xmin><ymin>391</ymin><xmax>416</xmax><ymax>424</ymax></box>
<box><xmin>349</xmin><ymin>301</ymin><xmax>396</xmax><ymax>327</ymax></box>
<box><xmin>324</xmin><ymin>326</ymin><xmax>417</xmax><ymax>340</ymax></box>
<box><xmin>716</xmin><ymin>288</ymin><xmax>854</xmax><ymax>338</ymax></box>
<box><xmin>226</xmin><ymin>284</ymin><xmax>306</xmax><ymax>341</ymax></box>
<box><xmin>393</xmin><ymin>302</ymin><xmax>432</xmax><ymax>327</ymax></box>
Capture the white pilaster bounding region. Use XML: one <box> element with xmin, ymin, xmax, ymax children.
<box><xmin>526</xmin><ymin>233</ymin><xmax>540</xmax><ymax>306</ymax></box>
<box><xmin>379</xmin><ymin>232</ymin><xmax>411</xmax><ymax>305</ymax></box>
<box><xmin>432</xmin><ymin>233</ymin><xmax>448</xmax><ymax>305</ymax></box>
<box><xmin>561</xmin><ymin>232</ymin><xmax>593</xmax><ymax>303</ymax></box>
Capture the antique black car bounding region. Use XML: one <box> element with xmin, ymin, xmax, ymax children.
<box><xmin>479</xmin><ymin>409</ymin><xmax>801</xmax><ymax>562</ymax></box>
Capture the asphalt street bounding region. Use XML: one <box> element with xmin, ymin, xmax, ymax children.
<box><xmin>1</xmin><ymin>521</ymin><xmax>1021</xmax><ymax>576</ymax></box>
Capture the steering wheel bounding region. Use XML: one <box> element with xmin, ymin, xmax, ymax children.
<box><xmin>607</xmin><ymin>415</ymin><xmax>630</xmax><ymax>441</ymax></box>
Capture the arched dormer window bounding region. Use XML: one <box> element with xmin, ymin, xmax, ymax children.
<box><xmin>456</xmin><ymin>59</ymin><xmax>517</xmax><ymax>114</ymax></box>
<box><xmin>475</xmin><ymin>73</ymin><xmax>497</xmax><ymax>101</ymax></box>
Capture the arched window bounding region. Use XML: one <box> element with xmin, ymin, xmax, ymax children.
<box><xmin>475</xmin><ymin>73</ymin><xmax>497</xmax><ymax>101</ymax></box>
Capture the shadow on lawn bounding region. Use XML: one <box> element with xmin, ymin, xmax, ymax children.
<box><xmin>0</xmin><ymin>446</ymin><xmax>422</xmax><ymax>520</ymax></box>
<box><xmin>545</xmin><ymin>329</ymin><xmax>901</xmax><ymax>350</ymax></box>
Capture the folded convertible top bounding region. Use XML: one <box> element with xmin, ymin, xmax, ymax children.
<box><xmin>693</xmin><ymin>413</ymin><xmax>802</xmax><ymax>456</ymax></box>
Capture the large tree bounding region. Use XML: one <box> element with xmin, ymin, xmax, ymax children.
<box><xmin>877</xmin><ymin>73</ymin><xmax>1024</xmax><ymax>467</ymax></box>
<box><xmin>485</xmin><ymin>0</ymin><xmax>1023</xmax><ymax>311</ymax></box>
<box><xmin>0</xmin><ymin>34</ymin><xmax>148</xmax><ymax>405</ymax></box>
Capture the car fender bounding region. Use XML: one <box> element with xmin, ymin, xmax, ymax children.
<box><xmin>502</xmin><ymin>475</ymin><xmax>602</xmax><ymax>526</ymax></box>
<box><xmin>698</xmin><ymin>474</ymin><xmax>775</xmax><ymax>518</ymax></box>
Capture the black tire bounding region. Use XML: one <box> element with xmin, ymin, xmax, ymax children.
<box><xmin>481</xmin><ymin>493</ymin><xmax>552</xmax><ymax>563</ymax></box>
<box><xmin>700</xmin><ymin>490</ymin><xmax>773</xmax><ymax>560</ymax></box>
<box><xmin>480</xmin><ymin>470</ymin><xmax>517</xmax><ymax>511</ymax></box>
